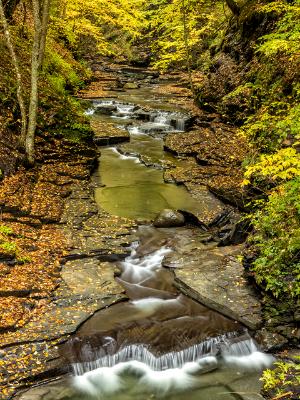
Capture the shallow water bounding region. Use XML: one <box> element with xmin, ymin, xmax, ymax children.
<box><xmin>92</xmin><ymin>88</ymin><xmax>217</xmax><ymax>221</ymax></box>
<box><xmin>94</xmin><ymin>146</ymin><xmax>202</xmax><ymax>220</ymax></box>
<box><xmin>62</xmin><ymin>227</ymin><xmax>273</xmax><ymax>400</ymax></box>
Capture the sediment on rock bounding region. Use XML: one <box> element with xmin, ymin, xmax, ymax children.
<box><xmin>164</xmin><ymin>124</ymin><xmax>250</xmax><ymax>209</ymax></box>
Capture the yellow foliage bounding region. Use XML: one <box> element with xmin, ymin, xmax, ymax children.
<box><xmin>50</xmin><ymin>0</ymin><xmax>146</xmax><ymax>56</ymax></box>
<box><xmin>244</xmin><ymin>147</ymin><xmax>300</xmax><ymax>184</ymax></box>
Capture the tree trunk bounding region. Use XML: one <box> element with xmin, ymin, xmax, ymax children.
<box><xmin>26</xmin><ymin>0</ymin><xmax>51</xmax><ymax>164</ymax></box>
<box><xmin>38</xmin><ymin>0</ymin><xmax>50</xmax><ymax>67</ymax></box>
<box><xmin>225</xmin><ymin>0</ymin><xmax>240</xmax><ymax>16</ymax></box>
<box><xmin>26</xmin><ymin>0</ymin><xmax>42</xmax><ymax>165</ymax></box>
<box><xmin>0</xmin><ymin>0</ymin><xmax>27</xmax><ymax>143</ymax></box>
<box><xmin>181</xmin><ymin>0</ymin><xmax>195</xmax><ymax>94</ymax></box>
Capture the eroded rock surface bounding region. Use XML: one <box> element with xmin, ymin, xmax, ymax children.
<box><xmin>164</xmin><ymin>125</ymin><xmax>249</xmax><ymax>209</ymax></box>
<box><xmin>91</xmin><ymin>119</ymin><xmax>130</xmax><ymax>145</ymax></box>
<box><xmin>163</xmin><ymin>229</ymin><xmax>262</xmax><ymax>330</ymax></box>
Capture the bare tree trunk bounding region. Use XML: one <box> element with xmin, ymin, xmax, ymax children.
<box><xmin>26</xmin><ymin>0</ymin><xmax>51</xmax><ymax>164</ymax></box>
<box><xmin>38</xmin><ymin>0</ymin><xmax>50</xmax><ymax>67</ymax></box>
<box><xmin>26</xmin><ymin>0</ymin><xmax>41</xmax><ymax>165</ymax></box>
<box><xmin>0</xmin><ymin>0</ymin><xmax>27</xmax><ymax>143</ymax></box>
<box><xmin>60</xmin><ymin>0</ymin><xmax>67</xmax><ymax>19</ymax></box>
<box><xmin>225</xmin><ymin>0</ymin><xmax>240</xmax><ymax>16</ymax></box>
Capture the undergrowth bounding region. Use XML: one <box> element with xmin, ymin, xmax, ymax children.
<box><xmin>261</xmin><ymin>358</ymin><xmax>300</xmax><ymax>399</ymax></box>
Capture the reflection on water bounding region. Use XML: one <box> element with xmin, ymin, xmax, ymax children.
<box><xmin>95</xmin><ymin>146</ymin><xmax>202</xmax><ymax>220</ymax></box>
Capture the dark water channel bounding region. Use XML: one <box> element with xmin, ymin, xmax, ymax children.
<box><xmin>51</xmin><ymin>85</ymin><xmax>273</xmax><ymax>400</ymax></box>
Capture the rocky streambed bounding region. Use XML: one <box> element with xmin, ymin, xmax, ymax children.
<box><xmin>0</xmin><ymin>63</ymin><xmax>291</xmax><ymax>400</ymax></box>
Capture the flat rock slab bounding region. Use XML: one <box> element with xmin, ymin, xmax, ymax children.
<box><xmin>0</xmin><ymin>180</ymin><xmax>134</xmax><ymax>398</ymax></box>
<box><xmin>60</xmin><ymin>259</ymin><xmax>123</xmax><ymax>297</ymax></box>
<box><xmin>182</xmin><ymin>183</ymin><xmax>226</xmax><ymax>225</ymax></box>
<box><xmin>164</xmin><ymin>243</ymin><xmax>262</xmax><ymax>330</ymax></box>
<box><xmin>91</xmin><ymin>120</ymin><xmax>130</xmax><ymax>145</ymax></box>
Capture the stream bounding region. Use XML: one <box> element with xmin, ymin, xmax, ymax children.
<box><xmin>92</xmin><ymin>92</ymin><xmax>204</xmax><ymax>220</ymax></box>
<box><xmin>58</xmin><ymin>84</ymin><xmax>273</xmax><ymax>399</ymax></box>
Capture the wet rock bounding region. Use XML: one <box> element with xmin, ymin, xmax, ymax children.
<box><xmin>94</xmin><ymin>104</ymin><xmax>117</xmax><ymax>114</ymax></box>
<box><xmin>134</xmin><ymin>110</ymin><xmax>152</xmax><ymax>120</ymax></box>
<box><xmin>274</xmin><ymin>325</ymin><xmax>300</xmax><ymax>342</ymax></box>
<box><xmin>94</xmin><ymin>135</ymin><xmax>130</xmax><ymax>145</ymax></box>
<box><xmin>123</xmin><ymin>82</ymin><xmax>139</xmax><ymax>89</ymax></box>
<box><xmin>17</xmin><ymin>381</ymin><xmax>77</xmax><ymax>400</ymax></box>
<box><xmin>294</xmin><ymin>309</ymin><xmax>300</xmax><ymax>322</ymax></box>
<box><xmin>91</xmin><ymin>119</ymin><xmax>130</xmax><ymax>145</ymax></box>
<box><xmin>164</xmin><ymin>124</ymin><xmax>250</xmax><ymax>210</ymax></box>
<box><xmin>255</xmin><ymin>328</ymin><xmax>288</xmax><ymax>351</ymax></box>
<box><xmin>218</xmin><ymin>219</ymin><xmax>249</xmax><ymax>246</ymax></box>
<box><xmin>153</xmin><ymin>209</ymin><xmax>185</xmax><ymax>228</ymax></box>
<box><xmin>177</xmin><ymin>210</ymin><xmax>209</xmax><ymax>230</ymax></box>
<box><xmin>164</xmin><ymin>243</ymin><xmax>262</xmax><ymax>330</ymax></box>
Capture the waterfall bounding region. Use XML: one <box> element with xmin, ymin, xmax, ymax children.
<box><xmin>72</xmin><ymin>334</ymin><xmax>273</xmax><ymax>376</ymax></box>
<box><xmin>90</xmin><ymin>99</ymin><xmax>189</xmax><ymax>134</ymax></box>
<box><xmin>94</xmin><ymin>99</ymin><xmax>114</xmax><ymax>106</ymax></box>
<box><xmin>116</xmin><ymin>104</ymin><xmax>136</xmax><ymax>114</ymax></box>
<box><xmin>72</xmin><ymin>337</ymin><xmax>273</xmax><ymax>397</ymax></box>
<box><xmin>176</xmin><ymin>118</ymin><xmax>185</xmax><ymax>131</ymax></box>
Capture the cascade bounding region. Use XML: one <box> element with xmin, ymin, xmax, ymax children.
<box><xmin>70</xmin><ymin>236</ymin><xmax>273</xmax><ymax>397</ymax></box>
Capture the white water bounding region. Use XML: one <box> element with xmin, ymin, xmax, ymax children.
<box><xmin>120</xmin><ymin>246</ymin><xmax>171</xmax><ymax>283</ymax></box>
<box><xmin>150</xmin><ymin>111</ymin><xmax>186</xmax><ymax>132</ymax></box>
<box><xmin>107</xmin><ymin>147</ymin><xmax>140</xmax><ymax>163</ymax></box>
<box><xmin>94</xmin><ymin>99</ymin><xmax>114</xmax><ymax>106</ymax></box>
<box><xmin>89</xmin><ymin>99</ymin><xmax>187</xmax><ymax>135</ymax></box>
<box><xmin>73</xmin><ymin>340</ymin><xmax>273</xmax><ymax>397</ymax></box>
<box><xmin>74</xmin><ymin>94</ymin><xmax>274</xmax><ymax>398</ymax></box>
<box><xmin>72</xmin><ymin>243</ymin><xmax>274</xmax><ymax>397</ymax></box>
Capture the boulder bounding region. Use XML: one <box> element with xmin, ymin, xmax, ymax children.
<box><xmin>255</xmin><ymin>328</ymin><xmax>288</xmax><ymax>351</ymax></box>
<box><xmin>153</xmin><ymin>209</ymin><xmax>185</xmax><ymax>228</ymax></box>
<box><xmin>123</xmin><ymin>82</ymin><xmax>139</xmax><ymax>89</ymax></box>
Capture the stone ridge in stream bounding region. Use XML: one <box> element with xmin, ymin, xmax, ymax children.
<box><xmin>164</xmin><ymin>124</ymin><xmax>249</xmax><ymax>210</ymax></box>
<box><xmin>91</xmin><ymin>119</ymin><xmax>130</xmax><ymax>145</ymax></box>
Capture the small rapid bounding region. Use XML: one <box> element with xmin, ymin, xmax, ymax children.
<box><xmin>91</xmin><ymin>98</ymin><xmax>190</xmax><ymax>134</ymax></box>
<box><xmin>92</xmin><ymin>96</ymin><xmax>217</xmax><ymax>220</ymax></box>
<box><xmin>67</xmin><ymin>228</ymin><xmax>273</xmax><ymax>399</ymax></box>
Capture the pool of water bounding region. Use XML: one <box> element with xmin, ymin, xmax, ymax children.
<box><xmin>94</xmin><ymin>145</ymin><xmax>203</xmax><ymax>220</ymax></box>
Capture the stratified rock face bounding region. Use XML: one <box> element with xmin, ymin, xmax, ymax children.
<box><xmin>254</xmin><ymin>328</ymin><xmax>288</xmax><ymax>352</ymax></box>
<box><xmin>163</xmin><ymin>239</ymin><xmax>262</xmax><ymax>331</ymax></box>
<box><xmin>153</xmin><ymin>209</ymin><xmax>185</xmax><ymax>228</ymax></box>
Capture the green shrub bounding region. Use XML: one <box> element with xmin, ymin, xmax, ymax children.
<box><xmin>43</xmin><ymin>44</ymin><xmax>86</xmax><ymax>94</ymax></box>
<box><xmin>250</xmin><ymin>178</ymin><xmax>300</xmax><ymax>299</ymax></box>
<box><xmin>261</xmin><ymin>359</ymin><xmax>300</xmax><ymax>399</ymax></box>
<box><xmin>0</xmin><ymin>225</ymin><xmax>14</xmax><ymax>236</ymax></box>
